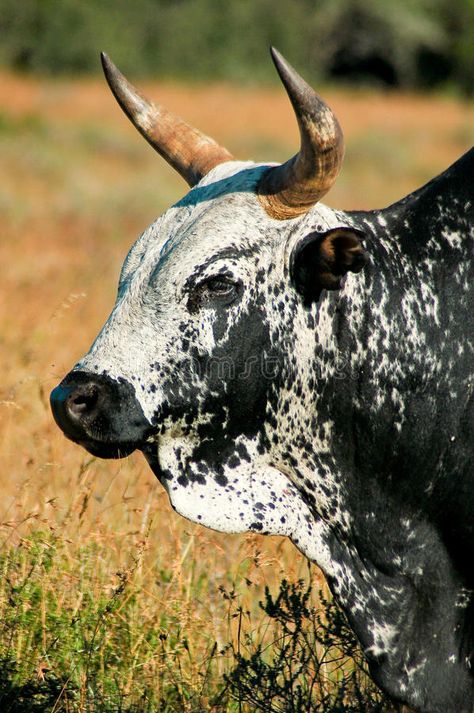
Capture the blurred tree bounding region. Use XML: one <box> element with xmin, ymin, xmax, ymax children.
<box><xmin>307</xmin><ymin>0</ymin><xmax>447</xmax><ymax>87</ymax></box>
<box><xmin>0</xmin><ymin>0</ymin><xmax>472</xmax><ymax>93</ymax></box>
<box><xmin>438</xmin><ymin>0</ymin><xmax>474</xmax><ymax>95</ymax></box>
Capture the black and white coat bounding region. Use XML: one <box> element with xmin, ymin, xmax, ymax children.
<box><xmin>52</xmin><ymin>119</ymin><xmax>473</xmax><ymax>712</ymax></box>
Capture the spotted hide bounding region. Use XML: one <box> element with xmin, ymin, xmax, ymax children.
<box><xmin>50</xmin><ymin>49</ymin><xmax>473</xmax><ymax>713</ymax></box>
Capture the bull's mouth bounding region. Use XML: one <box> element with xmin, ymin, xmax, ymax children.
<box><xmin>53</xmin><ymin>414</ymin><xmax>155</xmax><ymax>460</ymax></box>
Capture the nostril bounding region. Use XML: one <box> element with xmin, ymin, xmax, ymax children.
<box><xmin>66</xmin><ymin>385</ymin><xmax>100</xmax><ymax>419</ymax></box>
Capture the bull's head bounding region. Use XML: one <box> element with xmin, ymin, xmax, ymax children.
<box><xmin>50</xmin><ymin>49</ymin><xmax>367</xmax><ymax>561</ymax></box>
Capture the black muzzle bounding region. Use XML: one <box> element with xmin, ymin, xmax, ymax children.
<box><xmin>50</xmin><ymin>371</ymin><xmax>152</xmax><ymax>458</ymax></box>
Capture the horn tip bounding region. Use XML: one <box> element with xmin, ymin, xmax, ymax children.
<box><xmin>269</xmin><ymin>46</ymin><xmax>282</xmax><ymax>63</ymax></box>
<box><xmin>268</xmin><ymin>46</ymin><xmax>304</xmax><ymax>103</ymax></box>
<box><xmin>269</xmin><ymin>46</ymin><xmax>287</xmax><ymax>78</ymax></box>
<box><xmin>100</xmin><ymin>51</ymin><xmax>118</xmax><ymax>82</ymax></box>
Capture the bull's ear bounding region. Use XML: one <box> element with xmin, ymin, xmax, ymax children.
<box><xmin>290</xmin><ymin>227</ymin><xmax>368</xmax><ymax>303</ymax></box>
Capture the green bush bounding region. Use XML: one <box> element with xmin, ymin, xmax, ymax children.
<box><xmin>0</xmin><ymin>0</ymin><xmax>473</xmax><ymax>92</ymax></box>
<box><xmin>222</xmin><ymin>579</ymin><xmax>391</xmax><ymax>712</ymax></box>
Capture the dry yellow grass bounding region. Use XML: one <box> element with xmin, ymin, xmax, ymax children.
<box><xmin>0</xmin><ymin>70</ymin><xmax>473</xmax><ymax>709</ymax></box>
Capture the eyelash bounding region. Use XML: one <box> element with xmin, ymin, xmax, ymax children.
<box><xmin>201</xmin><ymin>277</ymin><xmax>236</xmax><ymax>296</ymax></box>
<box><xmin>186</xmin><ymin>275</ymin><xmax>241</xmax><ymax>312</ymax></box>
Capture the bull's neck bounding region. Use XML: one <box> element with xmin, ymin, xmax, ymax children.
<box><xmin>264</xmin><ymin>201</ymin><xmax>474</xmax><ymax>711</ymax></box>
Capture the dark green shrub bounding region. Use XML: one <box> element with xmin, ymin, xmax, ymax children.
<box><xmin>222</xmin><ymin>579</ymin><xmax>392</xmax><ymax>712</ymax></box>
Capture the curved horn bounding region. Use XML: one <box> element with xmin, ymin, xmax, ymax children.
<box><xmin>258</xmin><ymin>48</ymin><xmax>344</xmax><ymax>220</ymax></box>
<box><xmin>100</xmin><ymin>52</ymin><xmax>233</xmax><ymax>187</ymax></box>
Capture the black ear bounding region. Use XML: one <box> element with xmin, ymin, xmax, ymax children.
<box><xmin>290</xmin><ymin>227</ymin><xmax>368</xmax><ymax>303</ymax></box>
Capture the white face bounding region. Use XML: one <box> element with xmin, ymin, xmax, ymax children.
<box><xmin>61</xmin><ymin>159</ymin><xmax>354</xmax><ymax>573</ymax></box>
<box><xmin>78</xmin><ymin>162</ymin><xmax>282</xmax><ymax>423</ymax></box>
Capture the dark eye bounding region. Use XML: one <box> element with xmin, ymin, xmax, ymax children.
<box><xmin>202</xmin><ymin>277</ymin><xmax>236</xmax><ymax>297</ymax></box>
<box><xmin>187</xmin><ymin>275</ymin><xmax>241</xmax><ymax>312</ymax></box>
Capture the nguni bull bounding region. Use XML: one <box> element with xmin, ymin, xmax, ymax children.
<box><xmin>50</xmin><ymin>49</ymin><xmax>473</xmax><ymax>713</ymax></box>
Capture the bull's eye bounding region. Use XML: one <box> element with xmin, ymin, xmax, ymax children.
<box><xmin>187</xmin><ymin>275</ymin><xmax>241</xmax><ymax>312</ymax></box>
<box><xmin>203</xmin><ymin>277</ymin><xmax>236</xmax><ymax>296</ymax></box>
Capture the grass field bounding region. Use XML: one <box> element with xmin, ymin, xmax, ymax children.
<box><xmin>1</xmin><ymin>70</ymin><xmax>473</xmax><ymax>711</ymax></box>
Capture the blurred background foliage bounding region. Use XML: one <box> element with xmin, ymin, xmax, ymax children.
<box><xmin>1</xmin><ymin>0</ymin><xmax>474</xmax><ymax>93</ymax></box>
